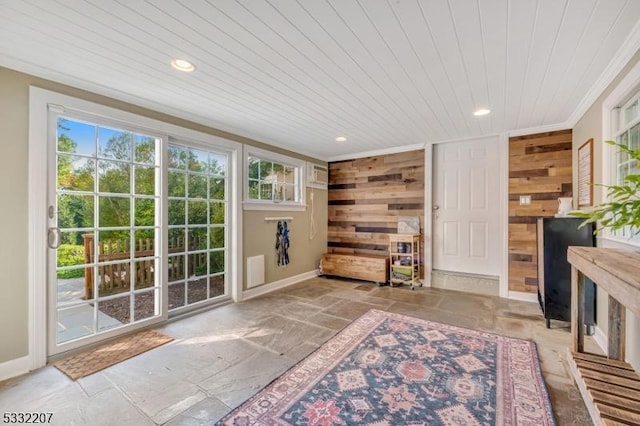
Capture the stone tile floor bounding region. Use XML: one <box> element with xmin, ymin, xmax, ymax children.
<box><xmin>0</xmin><ymin>277</ymin><xmax>595</xmax><ymax>425</ymax></box>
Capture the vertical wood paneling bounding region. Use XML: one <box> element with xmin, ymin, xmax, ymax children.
<box><xmin>328</xmin><ymin>150</ymin><xmax>425</xmax><ymax>259</ymax></box>
<box><xmin>508</xmin><ymin>129</ymin><xmax>572</xmax><ymax>293</ymax></box>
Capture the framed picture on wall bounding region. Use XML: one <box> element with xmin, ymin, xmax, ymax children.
<box><xmin>397</xmin><ymin>216</ymin><xmax>420</xmax><ymax>234</ymax></box>
<box><xmin>578</xmin><ymin>138</ymin><xmax>593</xmax><ymax>207</ymax></box>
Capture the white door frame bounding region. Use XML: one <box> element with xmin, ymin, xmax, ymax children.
<box><xmin>424</xmin><ymin>134</ymin><xmax>508</xmax><ymax>297</ymax></box>
<box><xmin>423</xmin><ymin>143</ymin><xmax>434</xmax><ymax>288</ymax></box>
<box><xmin>28</xmin><ymin>87</ymin><xmax>243</xmax><ymax>369</ymax></box>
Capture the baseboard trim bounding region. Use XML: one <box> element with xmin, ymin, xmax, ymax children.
<box><xmin>0</xmin><ymin>355</ymin><xmax>30</xmax><ymax>382</ymax></box>
<box><xmin>507</xmin><ymin>291</ymin><xmax>538</xmax><ymax>303</ymax></box>
<box><xmin>593</xmin><ymin>325</ymin><xmax>608</xmax><ymax>355</ymax></box>
<box><xmin>241</xmin><ymin>269</ymin><xmax>319</xmax><ymax>301</ymax></box>
<box><xmin>430</xmin><ymin>270</ymin><xmax>499</xmax><ymax>297</ymax></box>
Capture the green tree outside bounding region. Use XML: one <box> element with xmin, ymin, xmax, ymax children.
<box><xmin>56</xmin><ymin>120</ymin><xmax>227</xmax><ymax>281</ymax></box>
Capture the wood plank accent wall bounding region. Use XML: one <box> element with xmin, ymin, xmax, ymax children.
<box><xmin>328</xmin><ymin>150</ymin><xmax>425</xmax><ymax>258</ymax></box>
<box><xmin>508</xmin><ymin>129</ymin><xmax>573</xmax><ymax>293</ymax></box>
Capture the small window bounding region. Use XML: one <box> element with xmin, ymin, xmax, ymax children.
<box><xmin>244</xmin><ymin>147</ymin><xmax>305</xmax><ymax>210</ymax></box>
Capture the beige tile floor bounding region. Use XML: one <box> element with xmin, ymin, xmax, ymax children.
<box><xmin>0</xmin><ymin>277</ymin><xmax>595</xmax><ymax>425</ymax></box>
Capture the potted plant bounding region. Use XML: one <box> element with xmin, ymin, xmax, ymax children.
<box><xmin>571</xmin><ymin>140</ymin><xmax>640</xmax><ymax>235</ymax></box>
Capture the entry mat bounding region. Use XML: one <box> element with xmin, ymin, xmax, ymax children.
<box><xmin>53</xmin><ymin>329</ymin><xmax>173</xmax><ymax>380</ymax></box>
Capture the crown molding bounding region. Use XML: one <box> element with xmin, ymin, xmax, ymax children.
<box><xmin>426</xmin><ymin>133</ymin><xmax>502</xmax><ymax>146</ymax></box>
<box><xmin>327</xmin><ymin>143</ymin><xmax>425</xmax><ymax>162</ymax></box>
<box><xmin>566</xmin><ymin>19</ymin><xmax>640</xmax><ymax>128</ymax></box>
<box><xmin>506</xmin><ymin>122</ymin><xmax>570</xmax><ymax>137</ymax></box>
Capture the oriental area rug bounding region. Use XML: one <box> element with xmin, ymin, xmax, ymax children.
<box><xmin>218</xmin><ymin>309</ymin><xmax>556</xmax><ymax>425</ymax></box>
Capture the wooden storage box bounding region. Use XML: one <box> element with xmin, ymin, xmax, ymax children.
<box><xmin>320</xmin><ymin>253</ymin><xmax>389</xmax><ymax>284</ymax></box>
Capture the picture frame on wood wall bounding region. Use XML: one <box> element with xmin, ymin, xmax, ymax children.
<box><xmin>578</xmin><ymin>138</ymin><xmax>593</xmax><ymax>207</ymax></box>
<box><xmin>397</xmin><ymin>216</ymin><xmax>420</xmax><ymax>234</ymax></box>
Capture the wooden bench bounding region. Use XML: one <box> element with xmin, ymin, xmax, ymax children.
<box><xmin>567</xmin><ymin>247</ymin><xmax>640</xmax><ymax>426</ymax></box>
<box><xmin>320</xmin><ymin>253</ymin><xmax>389</xmax><ymax>285</ymax></box>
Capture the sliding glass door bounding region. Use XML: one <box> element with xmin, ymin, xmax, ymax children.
<box><xmin>47</xmin><ymin>114</ymin><xmax>232</xmax><ymax>354</ymax></box>
<box><xmin>49</xmin><ymin>116</ymin><xmax>163</xmax><ymax>353</ymax></box>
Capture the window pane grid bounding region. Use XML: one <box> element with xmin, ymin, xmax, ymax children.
<box><xmin>168</xmin><ymin>142</ymin><xmax>228</xmax><ymax>311</ymax></box>
<box><xmin>612</xmin><ymin>98</ymin><xmax>640</xmax><ymax>242</ymax></box>
<box><xmin>55</xmin><ymin>117</ymin><xmax>162</xmax><ymax>345</ymax></box>
<box><xmin>55</xmin><ymin>153</ymin><xmax>160</xmax><ymax>168</ymax></box>
<box><xmin>54</xmin><ymin>117</ymin><xmax>230</xmax><ymax>346</ymax></box>
<box><xmin>247</xmin><ymin>155</ymin><xmax>300</xmax><ymax>203</ymax></box>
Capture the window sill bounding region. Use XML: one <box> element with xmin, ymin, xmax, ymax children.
<box><xmin>598</xmin><ymin>235</ymin><xmax>640</xmax><ymax>250</ymax></box>
<box><xmin>243</xmin><ymin>201</ymin><xmax>306</xmax><ymax>212</ymax></box>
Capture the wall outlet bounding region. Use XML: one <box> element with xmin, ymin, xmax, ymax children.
<box><xmin>519</xmin><ymin>195</ymin><xmax>531</xmax><ymax>205</ymax></box>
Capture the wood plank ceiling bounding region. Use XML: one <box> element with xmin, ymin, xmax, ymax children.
<box><xmin>1</xmin><ymin>0</ymin><xmax>639</xmax><ymax>160</ymax></box>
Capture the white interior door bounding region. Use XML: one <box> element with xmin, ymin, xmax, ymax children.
<box><xmin>433</xmin><ymin>137</ymin><xmax>501</xmax><ymax>276</ymax></box>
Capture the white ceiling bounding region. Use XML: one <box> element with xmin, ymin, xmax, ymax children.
<box><xmin>1</xmin><ymin>0</ymin><xmax>639</xmax><ymax>161</ymax></box>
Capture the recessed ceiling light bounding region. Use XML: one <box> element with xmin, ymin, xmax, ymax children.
<box><xmin>473</xmin><ymin>108</ymin><xmax>491</xmax><ymax>116</ymax></box>
<box><xmin>171</xmin><ymin>58</ymin><xmax>195</xmax><ymax>72</ymax></box>
<box><xmin>335</xmin><ymin>136</ymin><xmax>347</xmax><ymax>142</ymax></box>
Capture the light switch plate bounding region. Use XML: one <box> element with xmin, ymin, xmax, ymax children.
<box><xmin>519</xmin><ymin>195</ymin><xmax>531</xmax><ymax>205</ymax></box>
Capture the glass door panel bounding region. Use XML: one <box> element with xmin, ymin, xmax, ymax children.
<box><xmin>167</xmin><ymin>142</ymin><xmax>228</xmax><ymax>313</ymax></box>
<box><xmin>51</xmin><ymin>117</ymin><xmax>162</xmax><ymax>349</ymax></box>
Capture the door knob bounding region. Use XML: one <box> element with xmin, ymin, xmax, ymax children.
<box><xmin>48</xmin><ymin>227</ymin><xmax>61</xmax><ymax>249</ymax></box>
<box><xmin>433</xmin><ymin>205</ymin><xmax>440</xmax><ymax>211</ymax></box>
